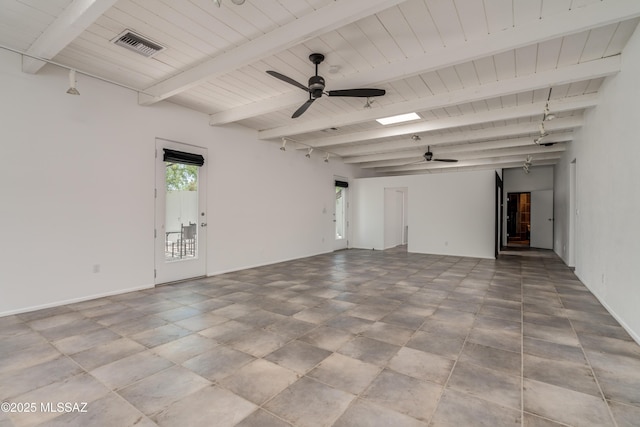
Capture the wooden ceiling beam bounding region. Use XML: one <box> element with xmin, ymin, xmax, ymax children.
<box><xmin>215</xmin><ymin>0</ymin><xmax>640</xmax><ymax>125</ymax></box>
<box><xmin>259</xmin><ymin>56</ymin><xmax>619</xmax><ymax>141</ymax></box>
<box><xmin>357</xmin><ymin>138</ymin><xmax>570</xmax><ymax>168</ymax></box>
<box><xmin>334</xmin><ymin>119</ymin><xmax>581</xmax><ymax>157</ymax></box>
<box><xmin>376</xmin><ymin>152</ymin><xmax>563</xmax><ymax>173</ymax></box>
<box><xmin>304</xmin><ymin>95</ymin><xmax>595</xmax><ymax>149</ymax></box>
<box><xmin>21</xmin><ymin>0</ymin><xmax>119</xmax><ymax>74</ymax></box>
<box><xmin>139</xmin><ymin>0</ymin><xmax>407</xmax><ymax>105</ymax></box>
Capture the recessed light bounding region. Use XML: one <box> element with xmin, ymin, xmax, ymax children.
<box><xmin>376</xmin><ymin>112</ymin><xmax>420</xmax><ymax>125</ymax></box>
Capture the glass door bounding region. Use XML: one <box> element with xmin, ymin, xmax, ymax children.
<box><xmin>155</xmin><ymin>139</ymin><xmax>207</xmax><ymax>284</ymax></box>
<box><xmin>334</xmin><ymin>182</ymin><xmax>348</xmax><ymax>250</ymax></box>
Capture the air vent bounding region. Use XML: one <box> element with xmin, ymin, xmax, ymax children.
<box><xmin>112</xmin><ymin>30</ymin><xmax>165</xmax><ymax>58</ymax></box>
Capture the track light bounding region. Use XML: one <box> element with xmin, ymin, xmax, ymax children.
<box><xmin>280</xmin><ymin>138</ymin><xmax>287</xmax><ymax>151</ymax></box>
<box><xmin>66</xmin><ymin>69</ymin><xmax>80</xmax><ymax>95</ymax></box>
<box><xmin>543</xmin><ymin>103</ymin><xmax>556</xmax><ymax>121</ymax></box>
<box><xmin>411</xmin><ymin>134</ymin><xmax>421</xmax><ymax>142</ymax></box>
<box><xmin>534</xmin><ymin>123</ymin><xmax>549</xmax><ymax>145</ymax></box>
<box><xmin>363</xmin><ymin>97</ymin><xmax>374</xmax><ymax>109</ymax></box>
<box><xmin>542</xmin><ymin>88</ymin><xmax>555</xmax><ymax>121</ymax></box>
<box><xmin>523</xmin><ymin>155</ymin><xmax>533</xmax><ymax>173</ymax></box>
<box><xmin>324</xmin><ymin>153</ymin><xmax>330</xmax><ymax>163</ymax></box>
<box><xmin>305</xmin><ymin>148</ymin><xmax>313</xmax><ymax>158</ymax></box>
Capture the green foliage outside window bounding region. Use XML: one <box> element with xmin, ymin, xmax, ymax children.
<box><xmin>165</xmin><ymin>163</ymin><xmax>198</xmax><ymax>191</ymax></box>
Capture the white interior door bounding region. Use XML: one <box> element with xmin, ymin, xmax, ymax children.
<box><xmin>531</xmin><ymin>189</ymin><xmax>554</xmax><ymax>249</ymax></box>
<box><xmin>334</xmin><ymin>183</ymin><xmax>348</xmax><ymax>250</ymax></box>
<box><xmin>155</xmin><ymin>139</ymin><xmax>207</xmax><ymax>284</ymax></box>
<box><xmin>384</xmin><ymin>188</ymin><xmax>405</xmax><ymax>249</ymax></box>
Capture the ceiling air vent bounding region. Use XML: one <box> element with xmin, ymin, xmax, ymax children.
<box><xmin>112</xmin><ymin>30</ymin><xmax>165</xmax><ymax>58</ymax></box>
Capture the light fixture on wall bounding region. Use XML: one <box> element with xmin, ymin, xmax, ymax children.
<box><xmin>66</xmin><ymin>69</ymin><xmax>80</xmax><ymax>95</ymax></box>
<box><xmin>280</xmin><ymin>138</ymin><xmax>287</xmax><ymax>151</ymax></box>
<box><xmin>324</xmin><ymin>153</ymin><xmax>330</xmax><ymax>163</ymax></box>
<box><xmin>305</xmin><ymin>148</ymin><xmax>313</xmax><ymax>158</ymax></box>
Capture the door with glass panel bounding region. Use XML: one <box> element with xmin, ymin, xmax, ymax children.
<box><xmin>155</xmin><ymin>139</ymin><xmax>207</xmax><ymax>284</ymax></box>
<box><xmin>334</xmin><ymin>180</ymin><xmax>348</xmax><ymax>250</ymax></box>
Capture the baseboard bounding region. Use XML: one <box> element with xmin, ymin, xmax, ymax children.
<box><xmin>0</xmin><ymin>284</ymin><xmax>155</xmax><ymax>318</ymax></box>
<box><xmin>207</xmin><ymin>249</ymin><xmax>334</xmax><ymax>277</ymax></box>
<box><xmin>574</xmin><ymin>271</ymin><xmax>640</xmax><ymax>347</ymax></box>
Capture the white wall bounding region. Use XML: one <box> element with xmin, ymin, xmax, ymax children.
<box><xmin>502</xmin><ymin>166</ymin><xmax>554</xmax><ymax>244</ymax></box>
<box><xmin>0</xmin><ymin>49</ymin><xmax>369</xmax><ymax>315</ymax></box>
<box><xmin>554</xmin><ymin>25</ymin><xmax>640</xmax><ymax>343</ymax></box>
<box><xmin>352</xmin><ymin>171</ymin><xmax>495</xmax><ymax>259</ymax></box>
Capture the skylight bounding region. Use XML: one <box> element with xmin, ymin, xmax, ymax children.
<box><xmin>376</xmin><ymin>112</ymin><xmax>420</xmax><ymax>125</ymax></box>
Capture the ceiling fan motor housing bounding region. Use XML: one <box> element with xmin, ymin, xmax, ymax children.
<box><xmin>309</xmin><ymin>75</ymin><xmax>325</xmax><ymax>98</ymax></box>
<box><xmin>425</xmin><ymin>152</ymin><xmax>433</xmax><ymax>161</ymax></box>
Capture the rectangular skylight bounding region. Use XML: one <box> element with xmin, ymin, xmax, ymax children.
<box><xmin>376</xmin><ymin>112</ymin><xmax>420</xmax><ymax>125</ymax></box>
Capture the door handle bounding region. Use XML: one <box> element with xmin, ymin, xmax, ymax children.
<box><xmin>200</xmin><ymin>223</ymin><xmax>207</xmax><ymax>227</ymax></box>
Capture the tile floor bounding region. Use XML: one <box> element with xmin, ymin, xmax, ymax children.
<box><xmin>1</xmin><ymin>247</ymin><xmax>640</xmax><ymax>427</ymax></box>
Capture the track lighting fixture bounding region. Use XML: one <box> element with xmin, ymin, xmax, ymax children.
<box><xmin>542</xmin><ymin>88</ymin><xmax>555</xmax><ymax>121</ymax></box>
<box><xmin>543</xmin><ymin>103</ymin><xmax>556</xmax><ymax>121</ymax></box>
<box><xmin>324</xmin><ymin>153</ymin><xmax>330</xmax><ymax>163</ymax></box>
<box><xmin>66</xmin><ymin>69</ymin><xmax>80</xmax><ymax>95</ymax></box>
<box><xmin>305</xmin><ymin>148</ymin><xmax>313</xmax><ymax>158</ymax></box>
<box><xmin>411</xmin><ymin>134</ymin><xmax>421</xmax><ymax>142</ymax></box>
<box><xmin>523</xmin><ymin>155</ymin><xmax>533</xmax><ymax>173</ymax></box>
<box><xmin>534</xmin><ymin>123</ymin><xmax>549</xmax><ymax>145</ymax></box>
<box><xmin>363</xmin><ymin>97</ymin><xmax>374</xmax><ymax>109</ymax></box>
<box><xmin>280</xmin><ymin>138</ymin><xmax>287</xmax><ymax>151</ymax></box>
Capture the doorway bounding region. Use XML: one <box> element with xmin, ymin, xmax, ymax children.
<box><xmin>334</xmin><ymin>180</ymin><xmax>348</xmax><ymax>251</ymax></box>
<box><xmin>384</xmin><ymin>188</ymin><xmax>407</xmax><ymax>249</ymax></box>
<box><xmin>506</xmin><ymin>192</ymin><xmax>531</xmax><ymax>247</ymax></box>
<box><xmin>495</xmin><ymin>172</ymin><xmax>503</xmax><ymax>258</ymax></box>
<box><xmin>530</xmin><ymin>189</ymin><xmax>554</xmax><ymax>250</ymax></box>
<box><xmin>155</xmin><ymin>139</ymin><xmax>207</xmax><ymax>284</ymax></box>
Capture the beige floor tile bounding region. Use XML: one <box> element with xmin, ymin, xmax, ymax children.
<box><xmin>333</xmin><ymin>399</ymin><xmax>426</xmax><ymax>427</ymax></box>
<box><xmin>265</xmin><ymin>340</ymin><xmax>332</xmax><ymax>374</ymax></box>
<box><xmin>523</xmin><ymin>378</ymin><xmax>614</xmax><ymax>427</ymax></box>
<box><xmin>154</xmin><ymin>385</ymin><xmax>256</xmax><ymax>427</ymax></box>
<box><xmin>219</xmin><ymin>359</ymin><xmax>298</xmax><ymax>405</ymax></box>
<box><xmin>90</xmin><ymin>350</ymin><xmax>174</xmax><ymax>390</ymax></box>
<box><xmin>361</xmin><ymin>369</ymin><xmax>442</xmax><ymax>422</ymax></box>
<box><xmin>307</xmin><ymin>353</ymin><xmax>381</xmax><ymax>395</ymax></box>
<box><xmin>182</xmin><ymin>345</ymin><xmax>255</xmax><ymax>381</ymax></box>
<box><xmin>447</xmin><ymin>361</ymin><xmax>521</xmax><ymax>409</ymax></box>
<box><xmin>117</xmin><ymin>366</ymin><xmax>210</xmax><ymax>416</ymax></box>
<box><xmin>388</xmin><ymin>347</ymin><xmax>454</xmax><ymax>385</ymax></box>
<box><xmin>264</xmin><ymin>377</ymin><xmax>355</xmax><ymax>427</ymax></box>
<box><xmin>430</xmin><ymin>388</ymin><xmax>521</xmax><ymax>427</ymax></box>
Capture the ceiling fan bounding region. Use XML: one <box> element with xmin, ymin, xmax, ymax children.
<box><xmin>409</xmin><ymin>146</ymin><xmax>459</xmax><ymax>164</ymax></box>
<box><xmin>266</xmin><ymin>53</ymin><xmax>386</xmax><ymax>118</ymax></box>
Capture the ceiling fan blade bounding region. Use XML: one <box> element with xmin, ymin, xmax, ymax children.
<box><xmin>266</xmin><ymin>71</ymin><xmax>309</xmax><ymax>92</ymax></box>
<box><xmin>292</xmin><ymin>98</ymin><xmax>316</xmax><ymax>118</ymax></box>
<box><xmin>327</xmin><ymin>88</ymin><xmax>386</xmax><ymax>97</ymax></box>
<box><xmin>434</xmin><ymin>158</ymin><xmax>458</xmax><ymax>163</ymax></box>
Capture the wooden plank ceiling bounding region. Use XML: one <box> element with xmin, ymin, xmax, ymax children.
<box><xmin>2</xmin><ymin>0</ymin><xmax>640</xmax><ymax>174</ymax></box>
